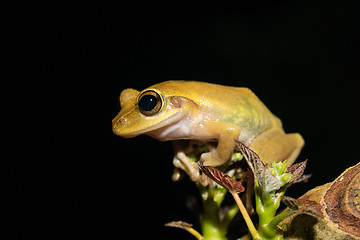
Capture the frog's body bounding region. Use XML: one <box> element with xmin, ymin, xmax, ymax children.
<box><xmin>113</xmin><ymin>81</ymin><xmax>304</xmax><ymax>175</ymax></box>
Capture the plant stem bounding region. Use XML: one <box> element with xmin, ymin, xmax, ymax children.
<box><xmin>186</xmin><ymin>227</ymin><xmax>205</xmax><ymax>240</ymax></box>
<box><xmin>255</xmin><ymin>184</ymin><xmax>287</xmax><ymax>240</ymax></box>
<box><xmin>268</xmin><ymin>209</ymin><xmax>292</xmax><ymax>231</ymax></box>
<box><xmin>219</xmin><ymin>204</ymin><xmax>239</xmax><ymax>233</ymax></box>
<box><xmin>198</xmin><ymin>184</ymin><xmax>228</xmax><ymax>240</ymax></box>
<box><xmin>201</xmin><ymin>197</ymin><xmax>228</xmax><ymax>240</ymax></box>
<box><xmin>232</xmin><ymin>193</ymin><xmax>261</xmax><ymax>239</ymax></box>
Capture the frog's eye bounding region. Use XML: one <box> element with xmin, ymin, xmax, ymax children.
<box><xmin>137</xmin><ymin>90</ymin><xmax>163</xmax><ymax>116</ymax></box>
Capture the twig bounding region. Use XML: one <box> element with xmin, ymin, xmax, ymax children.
<box><xmin>165</xmin><ymin>221</ymin><xmax>205</xmax><ymax>240</ymax></box>
<box><xmin>232</xmin><ymin>193</ymin><xmax>260</xmax><ymax>239</ymax></box>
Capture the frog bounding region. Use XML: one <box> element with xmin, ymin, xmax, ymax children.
<box><xmin>112</xmin><ymin>80</ymin><xmax>304</xmax><ymax>182</ymax></box>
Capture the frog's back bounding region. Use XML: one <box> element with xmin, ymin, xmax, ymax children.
<box><xmin>149</xmin><ymin>80</ymin><xmax>282</xmax><ymax>133</ymax></box>
<box><xmin>149</xmin><ymin>80</ymin><xmax>253</xmax><ymax>106</ymax></box>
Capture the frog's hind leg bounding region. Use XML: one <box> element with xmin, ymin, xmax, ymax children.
<box><xmin>172</xmin><ymin>141</ymin><xmax>200</xmax><ymax>182</ymax></box>
<box><xmin>173</xmin><ymin>151</ymin><xmax>200</xmax><ymax>181</ymax></box>
<box><xmin>249</xmin><ymin>130</ymin><xmax>305</xmax><ymax>165</ymax></box>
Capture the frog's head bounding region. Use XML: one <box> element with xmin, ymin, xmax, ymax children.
<box><xmin>112</xmin><ymin>84</ymin><xmax>196</xmax><ymax>139</ymax></box>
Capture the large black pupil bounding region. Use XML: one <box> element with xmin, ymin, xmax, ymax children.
<box><xmin>139</xmin><ymin>94</ymin><xmax>158</xmax><ymax>111</ymax></box>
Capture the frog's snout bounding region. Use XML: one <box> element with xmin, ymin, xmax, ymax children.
<box><xmin>112</xmin><ymin>114</ymin><xmax>126</xmax><ymax>136</ymax></box>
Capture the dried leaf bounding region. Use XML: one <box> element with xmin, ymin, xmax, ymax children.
<box><xmin>294</xmin><ymin>173</ymin><xmax>312</xmax><ymax>183</ymax></box>
<box><xmin>198</xmin><ymin>162</ymin><xmax>245</xmax><ymax>194</ymax></box>
<box><xmin>165</xmin><ymin>221</ymin><xmax>193</xmax><ymax>230</ymax></box>
<box><xmin>281</xmin><ymin>195</ymin><xmax>299</xmax><ymax>210</ymax></box>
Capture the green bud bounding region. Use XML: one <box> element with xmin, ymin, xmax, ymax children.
<box><xmin>269</xmin><ymin>160</ymin><xmax>292</xmax><ymax>185</ymax></box>
<box><xmin>280</xmin><ymin>173</ymin><xmax>292</xmax><ymax>183</ymax></box>
<box><xmin>231</xmin><ymin>152</ymin><xmax>243</xmax><ymax>162</ymax></box>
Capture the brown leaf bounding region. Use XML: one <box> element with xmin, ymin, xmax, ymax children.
<box><xmin>286</xmin><ymin>159</ymin><xmax>308</xmax><ymax>184</ymax></box>
<box><xmin>281</xmin><ymin>195</ymin><xmax>323</xmax><ymax>219</ymax></box>
<box><xmin>235</xmin><ymin>140</ymin><xmax>264</xmax><ymax>176</ymax></box>
<box><xmin>198</xmin><ymin>162</ymin><xmax>245</xmax><ymax>194</ymax></box>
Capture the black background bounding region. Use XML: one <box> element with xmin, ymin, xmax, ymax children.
<box><xmin>5</xmin><ymin>1</ymin><xmax>360</xmax><ymax>240</ymax></box>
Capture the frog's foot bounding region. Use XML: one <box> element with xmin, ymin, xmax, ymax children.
<box><xmin>172</xmin><ymin>152</ymin><xmax>200</xmax><ymax>182</ymax></box>
<box><xmin>200</xmin><ymin>151</ymin><xmax>224</xmax><ymax>167</ymax></box>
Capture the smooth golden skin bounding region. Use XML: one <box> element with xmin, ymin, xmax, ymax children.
<box><xmin>113</xmin><ymin>81</ymin><xmax>304</xmax><ymax>171</ymax></box>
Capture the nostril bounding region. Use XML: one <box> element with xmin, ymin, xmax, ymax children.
<box><xmin>112</xmin><ymin>116</ymin><xmax>126</xmax><ymax>127</ymax></box>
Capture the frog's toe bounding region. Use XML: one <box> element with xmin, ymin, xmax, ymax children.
<box><xmin>171</xmin><ymin>167</ymin><xmax>183</xmax><ymax>182</ymax></box>
<box><xmin>199</xmin><ymin>173</ymin><xmax>210</xmax><ymax>187</ymax></box>
<box><xmin>173</xmin><ymin>152</ymin><xmax>200</xmax><ymax>181</ymax></box>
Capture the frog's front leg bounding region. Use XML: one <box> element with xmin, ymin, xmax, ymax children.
<box><xmin>198</xmin><ymin>120</ymin><xmax>240</xmax><ymax>167</ymax></box>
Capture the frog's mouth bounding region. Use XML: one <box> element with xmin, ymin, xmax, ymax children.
<box><xmin>112</xmin><ymin>110</ymin><xmax>186</xmax><ymax>139</ymax></box>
